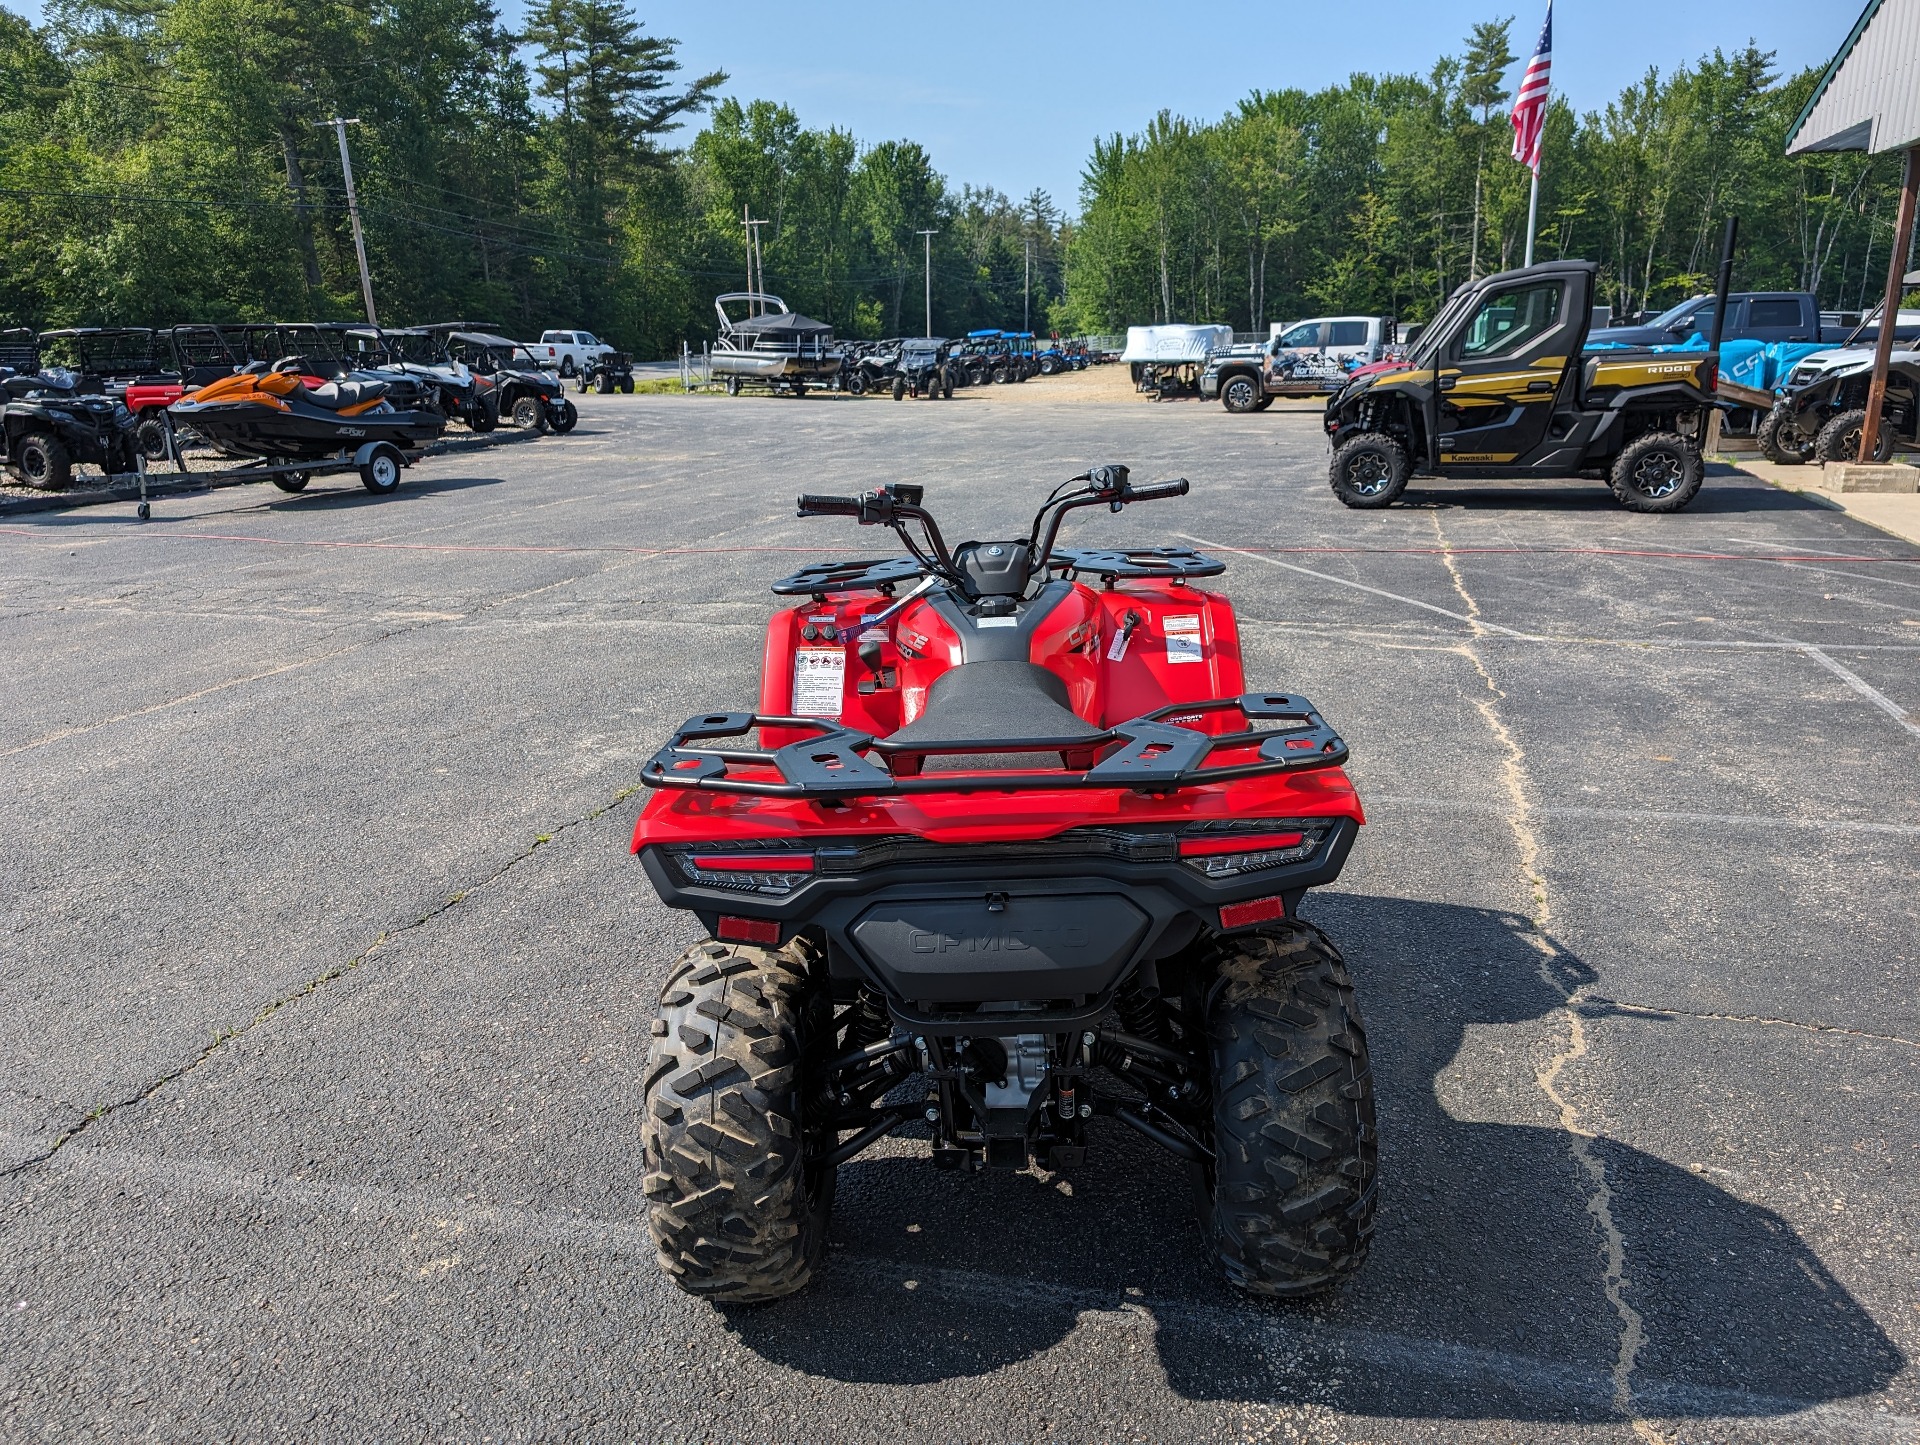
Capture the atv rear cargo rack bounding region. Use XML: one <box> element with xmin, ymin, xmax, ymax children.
<box><xmin>770</xmin><ymin>546</ymin><xmax>1224</xmax><ymax>597</ymax></box>
<box><xmin>641</xmin><ymin>693</ymin><xmax>1346</xmax><ymax>799</ymax></box>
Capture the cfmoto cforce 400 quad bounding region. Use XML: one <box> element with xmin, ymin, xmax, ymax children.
<box><xmin>632</xmin><ymin>468</ymin><xmax>1374</xmax><ymax>1301</ymax></box>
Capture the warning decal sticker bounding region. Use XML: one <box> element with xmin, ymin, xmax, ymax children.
<box><xmin>792</xmin><ymin>648</ymin><xmax>846</xmax><ymax>716</ymax></box>
<box><xmin>1164</xmin><ymin>614</ymin><xmax>1204</xmax><ymax>664</ymax></box>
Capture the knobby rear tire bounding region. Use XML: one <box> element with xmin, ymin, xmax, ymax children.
<box><xmin>1609</xmin><ymin>431</ymin><xmax>1704</xmax><ymax>512</ymax></box>
<box><xmin>642</xmin><ymin>938</ymin><xmax>835</xmax><ymax>1302</ymax></box>
<box><xmin>1200</xmin><ymin>922</ymin><xmax>1377</xmax><ymax>1297</ymax></box>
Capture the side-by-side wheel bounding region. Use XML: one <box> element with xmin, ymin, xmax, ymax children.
<box><xmin>1757</xmin><ymin>402</ymin><xmax>1813</xmax><ymax>465</ymax></box>
<box><xmin>1609</xmin><ymin>432</ymin><xmax>1703</xmax><ymax>512</ymax></box>
<box><xmin>1815</xmin><ymin>409</ymin><xmax>1893</xmax><ymax>466</ymax></box>
<box><xmin>1328</xmin><ymin>433</ymin><xmax>1410</xmax><ymax>508</ymax></box>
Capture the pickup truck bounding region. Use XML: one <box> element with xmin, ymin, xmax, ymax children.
<box><xmin>535</xmin><ymin>329</ymin><xmax>616</xmax><ymax>378</ymax></box>
<box><xmin>1201</xmin><ymin>316</ymin><xmax>1396</xmax><ymax>411</ymax></box>
<box><xmin>1587</xmin><ymin>292</ymin><xmax>1825</xmax><ymax>347</ymax></box>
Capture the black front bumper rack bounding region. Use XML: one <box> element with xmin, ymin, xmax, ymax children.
<box><xmin>640</xmin><ymin>693</ymin><xmax>1348</xmax><ymax>800</ymax></box>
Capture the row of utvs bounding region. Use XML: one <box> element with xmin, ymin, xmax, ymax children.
<box><xmin>0</xmin><ymin>322</ymin><xmax>593</xmax><ymax>495</ymax></box>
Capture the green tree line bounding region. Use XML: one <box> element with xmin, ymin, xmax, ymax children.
<box><xmin>1061</xmin><ymin>20</ymin><xmax>1913</xmax><ymax>334</ymax></box>
<box><xmin>1</xmin><ymin>3</ymin><xmax>1907</xmax><ymax>352</ymax></box>
<box><xmin>0</xmin><ymin>0</ymin><xmax>1064</xmax><ymax>352</ymax></box>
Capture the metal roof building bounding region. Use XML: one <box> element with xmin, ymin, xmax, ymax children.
<box><xmin>1784</xmin><ymin>0</ymin><xmax>1920</xmax><ymax>466</ymax></box>
<box><xmin>1787</xmin><ymin>0</ymin><xmax>1920</xmax><ymax>155</ymax></box>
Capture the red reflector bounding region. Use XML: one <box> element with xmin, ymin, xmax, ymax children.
<box><xmin>1219</xmin><ymin>895</ymin><xmax>1287</xmax><ymax>930</ymax></box>
<box><xmin>692</xmin><ymin>854</ymin><xmax>815</xmax><ymax>872</ymax></box>
<box><xmin>1179</xmin><ymin>831</ymin><xmax>1304</xmax><ymax>858</ymax></box>
<box><xmin>717</xmin><ymin>915</ymin><xmax>781</xmax><ymax>945</ymax></box>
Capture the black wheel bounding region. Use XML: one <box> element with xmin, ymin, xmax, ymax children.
<box><xmin>1221</xmin><ymin>375</ymin><xmax>1263</xmax><ymax>413</ymax></box>
<box><xmin>558</xmin><ymin>357</ymin><xmax>576</xmax><ymax>378</ymax></box>
<box><xmin>892</xmin><ymin>376</ymin><xmax>907</xmax><ymax>401</ymax></box>
<box><xmin>13</xmin><ymin>432</ymin><xmax>71</xmax><ymax>490</ymax></box>
<box><xmin>642</xmin><ymin>938</ymin><xmax>835</xmax><ymax>1302</ymax></box>
<box><xmin>990</xmin><ymin>365</ymin><xmax>1008</xmax><ymax>385</ymax></box>
<box><xmin>618</xmin><ymin>375</ymin><xmax>634</xmax><ymax>394</ymax></box>
<box><xmin>1609</xmin><ymin>431</ymin><xmax>1704</xmax><ymax>512</ymax></box>
<box><xmin>1200</xmin><ymin>923</ymin><xmax>1376</xmax><ymax>1297</ymax></box>
<box><xmin>928</xmin><ymin>371</ymin><xmax>946</xmax><ymax>399</ymax></box>
<box><xmin>551</xmin><ymin>399</ymin><xmax>579</xmax><ymax>433</ymax></box>
<box><xmin>468</xmin><ymin>399</ymin><xmax>498</xmax><ymax>433</ymax></box>
<box><xmin>358</xmin><ymin>445</ymin><xmax>403</xmax><ymax>495</ymax></box>
<box><xmin>725</xmin><ymin>375</ymin><xmax>742</xmax><ymax>397</ymax></box>
<box><xmin>135</xmin><ymin>501</ymin><xmax>150</xmax><ymax>520</ymax></box>
<box><xmin>596</xmin><ymin>373</ymin><xmax>614</xmax><ymax>394</ymax></box>
<box><xmin>1328</xmin><ymin>433</ymin><xmax>1410</xmax><ymax>508</ymax></box>
<box><xmin>1039</xmin><ymin>356</ymin><xmax>1058</xmax><ymax>375</ymax></box>
<box><xmin>510</xmin><ymin>395</ymin><xmax>545</xmax><ymax>430</ymax></box>
<box><xmin>847</xmin><ymin>372</ymin><xmax>868</xmax><ymax>396</ymax></box>
<box><xmin>1815</xmin><ymin>408</ymin><xmax>1893</xmax><ymax>465</ymax></box>
<box><xmin>1756</xmin><ymin>403</ymin><xmax>1814</xmax><ymax>465</ymax></box>
<box><xmin>134</xmin><ymin>414</ymin><xmax>172</xmax><ymax>461</ymax></box>
<box><xmin>272</xmin><ymin>470</ymin><xmax>310</xmax><ymax>493</ymax></box>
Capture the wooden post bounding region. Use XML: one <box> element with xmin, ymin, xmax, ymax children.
<box><xmin>1860</xmin><ymin>144</ymin><xmax>1919</xmax><ymax>462</ymax></box>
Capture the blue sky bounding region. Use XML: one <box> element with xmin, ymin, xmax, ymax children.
<box><xmin>8</xmin><ymin>0</ymin><xmax>1864</xmax><ymax>212</ymax></box>
<box><xmin>639</xmin><ymin>0</ymin><xmax>1859</xmax><ymax>211</ymax></box>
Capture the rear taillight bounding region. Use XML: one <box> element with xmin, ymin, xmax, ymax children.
<box><xmin>1177</xmin><ymin>822</ymin><xmax>1325</xmax><ymax>878</ymax></box>
<box><xmin>673</xmin><ymin>845</ymin><xmax>814</xmax><ymax>896</ymax></box>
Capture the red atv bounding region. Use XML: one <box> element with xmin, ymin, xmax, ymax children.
<box><xmin>631</xmin><ymin>467</ymin><xmax>1374</xmax><ymax>1301</ymax></box>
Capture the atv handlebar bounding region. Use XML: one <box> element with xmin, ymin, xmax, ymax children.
<box><xmin>1122</xmin><ymin>478</ymin><xmax>1189</xmax><ymax>503</ymax></box>
<box><xmin>796</xmin><ymin>493</ymin><xmax>862</xmax><ymax>517</ymax></box>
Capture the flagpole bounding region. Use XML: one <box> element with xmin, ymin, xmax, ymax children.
<box><xmin>1524</xmin><ymin>168</ymin><xmax>1540</xmax><ymax>267</ymax></box>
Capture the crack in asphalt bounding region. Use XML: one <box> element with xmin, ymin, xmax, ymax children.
<box><xmin>0</xmin><ymin>780</ymin><xmax>643</xmax><ymax>1181</ymax></box>
<box><xmin>1427</xmin><ymin>513</ymin><xmax>1662</xmax><ymax>1441</ymax></box>
<box><xmin>1584</xmin><ymin>997</ymin><xmax>1920</xmax><ymax>1051</ymax></box>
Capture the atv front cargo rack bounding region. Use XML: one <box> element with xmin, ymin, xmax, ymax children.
<box><xmin>770</xmin><ymin>546</ymin><xmax>1225</xmax><ymax>597</ymax></box>
<box><xmin>641</xmin><ymin>693</ymin><xmax>1347</xmax><ymax>800</ymax></box>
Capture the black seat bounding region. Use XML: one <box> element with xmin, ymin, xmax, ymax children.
<box><xmin>888</xmin><ymin>661</ymin><xmax>1102</xmax><ymax>754</ymax></box>
<box><xmin>304</xmin><ymin>379</ymin><xmax>388</xmax><ymax>410</ymax></box>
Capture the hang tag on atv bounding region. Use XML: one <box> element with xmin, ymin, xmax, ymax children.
<box><xmin>1106</xmin><ymin>629</ymin><xmax>1131</xmax><ymax>662</ymax></box>
<box><xmin>792</xmin><ymin>649</ymin><xmax>845</xmax><ymax>717</ymax></box>
<box><xmin>1164</xmin><ymin>614</ymin><xmax>1204</xmax><ymax>664</ymax></box>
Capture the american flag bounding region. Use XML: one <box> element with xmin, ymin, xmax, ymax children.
<box><xmin>1510</xmin><ymin>1</ymin><xmax>1552</xmax><ymax>174</ymax></box>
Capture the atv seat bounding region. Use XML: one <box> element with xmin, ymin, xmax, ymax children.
<box><xmin>305</xmin><ymin>379</ymin><xmax>389</xmax><ymax>410</ymax></box>
<box><xmin>887</xmin><ymin>661</ymin><xmax>1101</xmax><ymax>766</ymax></box>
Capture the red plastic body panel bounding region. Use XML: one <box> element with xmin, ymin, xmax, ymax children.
<box><xmin>634</xmin><ymin>765</ymin><xmax>1363</xmax><ymax>851</ymax></box>
<box><xmin>124</xmin><ymin>382</ymin><xmax>184</xmax><ymax>414</ymax></box>
<box><xmin>644</xmin><ymin>571</ymin><xmax>1361</xmax><ymax>853</ymax></box>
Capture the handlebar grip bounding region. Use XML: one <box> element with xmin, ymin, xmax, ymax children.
<box><xmin>1125</xmin><ymin>478</ymin><xmax>1190</xmax><ymax>502</ymax></box>
<box><xmin>796</xmin><ymin>493</ymin><xmax>863</xmax><ymax>517</ymax></box>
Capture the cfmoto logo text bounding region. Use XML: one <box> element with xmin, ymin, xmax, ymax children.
<box><xmin>908</xmin><ymin>927</ymin><xmax>1090</xmax><ymax>954</ymax></box>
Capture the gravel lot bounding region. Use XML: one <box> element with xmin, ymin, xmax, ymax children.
<box><xmin>2</xmin><ymin>382</ymin><xmax>1917</xmax><ymax>1443</ymax></box>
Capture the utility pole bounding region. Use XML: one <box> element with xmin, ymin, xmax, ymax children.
<box><xmin>1024</xmin><ymin>237</ymin><xmax>1031</xmax><ymax>332</ymax></box>
<box><xmin>917</xmin><ymin>229</ymin><xmax>938</xmax><ymax>337</ymax></box>
<box><xmin>318</xmin><ymin>118</ymin><xmax>377</xmax><ymax>325</ymax></box>
<box><xmin>742</xmin><ymin>209</ymin><xmax>770</xmax><ymax>315</ymax></box>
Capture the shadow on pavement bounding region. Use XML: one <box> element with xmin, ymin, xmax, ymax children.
<box><xmin>1397</xmin><ymin>470</ymin><xmax>1820</xmax><ymax>516</ymax></box>
<box><xmin>721</xmin><ymin>895</ymin><xmax>1903</xmax><ymax>1423</ymax></box>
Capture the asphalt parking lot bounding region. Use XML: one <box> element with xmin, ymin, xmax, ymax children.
<box><xmin>2</xmin><ymin>384</ymin><xmax>1917</xmax><ymax>1443</ymax></box>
